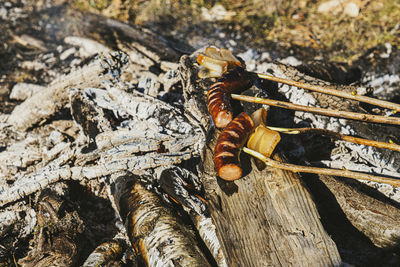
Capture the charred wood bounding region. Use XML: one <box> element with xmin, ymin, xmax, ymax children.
<box><xmin>7</xmin><ymin>52</ymin><xmax>129</xmax><ymax>131</ymax></box>
<box><xmin>18</xmin><ymin>190</ymin><xmax>86</xmax><ymax>267</ymax></box>
<box><xmin>318</xmin><ymin>175</ymin><xmax>400</xmax><ymax>249</ymax></box>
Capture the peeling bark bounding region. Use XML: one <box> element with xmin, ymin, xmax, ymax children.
<box><xmin>111</xmin><ymin>174</ymin><xmax>211</xmax><ymax>266</ymax></box>
<box><xmin>82</xmin><ymin>240</ymin><xmax>125</xmax><ymax>267</ymax></box>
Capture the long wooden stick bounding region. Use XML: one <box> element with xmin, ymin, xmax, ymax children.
<box><xmin>243</xmin><ymin>147</ymin><xmax>400</xmax><ymax>188</ymax></box>
<box><xmin>231</xmin><ymin>94</ymin><xmax>400</xmax><ymax>126</ymax></box>
<box><xmin>266</xmin><ymin>126</ymin><xmax>400</xmax><ymax>152</ymax></box>
<box><xmin>256</xmin><ymin>73</ymin><xmax>400</xmax><ymax>112</ymax></box>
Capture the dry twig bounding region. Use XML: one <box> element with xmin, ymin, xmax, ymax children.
<box><xmin>243</xmin><ymin>147</ymin><xmax>400</xmax><ymax>188</ymax></box>
<box><xmin>266</xmin><ymin>126</ymin><xmax>400</xmax><ymax>152</ymax></box>
<box><xmin>232</xmin><ymin>94</ymin><xmax>400</xmax><ymax>126</ymax></box>
<box><xmin>256</xmin><ymin>73</ymin><xmax>400</xmax><ymax>112</ymax></box>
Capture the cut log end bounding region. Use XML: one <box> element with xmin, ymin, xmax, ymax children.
<box><xmin>218</xmin><ymin>164</ymin><xmax>243</xmax><ymax>181</ymax></box>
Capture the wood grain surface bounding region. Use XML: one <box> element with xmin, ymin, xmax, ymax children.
<box><xmin>199</xmin><ymin>130</ymin><xmax>341</xmax><ymax>266</ymax></box>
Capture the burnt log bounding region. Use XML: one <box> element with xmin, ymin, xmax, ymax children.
<box><xmin>317</xmin><ymin>174</ymin><xmax>400</xmax><ymax>248</ymax></box>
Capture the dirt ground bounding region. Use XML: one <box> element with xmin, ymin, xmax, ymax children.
<box><xmin>71</xmin><ymin>0</ymin><xmax>400</xmax><ymax>62</ymax></box>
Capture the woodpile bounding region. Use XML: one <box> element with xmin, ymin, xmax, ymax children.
<box><xmin>1</xmin><ymin>2</ymin><xmax>400</xmax><ymax>266</ymax></box>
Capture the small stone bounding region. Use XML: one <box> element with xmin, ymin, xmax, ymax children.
<box><xmin>201</xmin><ymin>4</ymin><xmax>236</xmax><ymax>21</ymax></box>
<box><xmin>0</xmin><ymin>7</ymin><xmax>7</xmax><ymax>20</ymax></box>
<box><xmin>317</xmin><ymin>0</ymin><xmax>342</xmax><ymax>15</ymax></box>
<box><xmin>279</xmin><ymin>56</ymin><xmax>302</xmax><ymax>67</ymax></box>
<box><xmin>228</xmin><ymin>39</ymin><xmax>237</xmax><ymax>47</ymax></box>
<box><xmin>237</xmin><ymin>49</ymin><xmax>259</xmax><ymax>63</ymax></box>
<box><xmin>10</xmin><ymin>83</ymin><xmax>45</xmax><ymax>100</ymax></box>
<box><xmin>0</xmin><ymin>84</ymin><xmax>9</xmax><ymax>101</ymax></box>
<box><xmin>344</xmin><ymin>2</ymin><xmax>359</xmax><ymax>17</ymax></box>
<box><xmin>64</xmin><ymin>36</ymin><xmax>111</xmax><ymax>58</ymax></box>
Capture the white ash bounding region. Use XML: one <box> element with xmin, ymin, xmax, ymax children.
<box><xmin>59</xmin><ymin>47</ymin><xmax>77</xmax><ymax>61</ymax></box>
<box><xmin>0</xmin><ymin>2</ymin><xmax>28</xmax><ymax>24</ymax></box>
<box><xmin>105</xmin><ymin>83</ymin><xmax>194</xmax><ymax>136</ymax></box>
<box><xmin>42</xmin><ymin>52</ymin><xmax>56</xmax><ymax>65</ymax></box>
<box><xmin>237</xmin><ymin>49</ymin><xmax>260</xmax><ymax>72</ymax></box>
<box><xmin>8</xmin><ymin>53</ymin><xmax>122</xmax><ymax>131</ymax></box>
<box><xmin>64</xmin><ymin>36</ymin><xmax>111</xmax><ymax>58</ymax></box>
<box><xmin>69</xmin><ymin>58</ymin><xmax>84</xmax><ymax>68</ymax></box>
<box><xmin>261</xmin><ymin>52</ymin><xmax>272</xmax><ymax>61</ymax></box>
<box><xmin>81</xmin><ymin>87</ymin><xmax>131</xmax><ymax>121</ymax></box>
<box><xmin>0</xmin><ymin>205</ymin><xmax>36</xmax><ymax>238</ymax></box>
<box><xmin>379</xmin><ymin>43</ymin><xmax>392</xmax><ymax>59</ymax></box>
<box><xmin>159</xmin><ymin>69</ymin><xmax>180</xmax><ymax>92</ymax></box>
<box><xmin>362</xmin><ymin>73</ymin><xmax>400</xmax><ymax>100</ymax></box>
<box><xmin>279</xmin><ymin>56</ymin><xmax>302</xmax><ymax>67</ymax></box>
<box><xmin>160</xmin><ymin>61</ymin><xmax>180</xmax><ymax>72</ymax></box>
<box><xmin>10</xmin><ymin>83</ymin><xmax>45</xmax><ymax>101</ymax></box>
<box><xmin>0</xmin><ymin>135</ymin><xmax>42</xmax><ymax>181</ymax></box>
<box><xmin>138</xmin><ymin>73</ymin><xmax>160</xmax><ymax>97</ymax></box>
<box><xmin>200</xmin><ymin>4</ymin><xmax>236</xmax><ymax>22</ymax></box>
<box><xmin>95</xmin><ymin>129</ymin><xmax>166</xmax><ymax>150</ymax></box>
<box><xmin>0</xmin><ymin>63</ymin><xmax>202</xmax><ymax>208</ymax></box>
<box><xmin>19</xmin><ymin>60</ymin><xmax>47</xmax><ymax>71</ymax></box>
<box><xmin>46</xmin><ymin>130</ymin><xmax>64</xmax><ymax>146</ymax></box>
<box><xmin>12</xmin><ymin>34</ymin><xmax>46</xmax><ymax>51</ymax></box>
<box><xmin>126</xmin><ymin>49</ymin><xmax>155</xmax><ymax>69</ymax></box>
<box><xmin>0</xmin><ymin>6</ymin><xmax>6</xmax><ymax>20</ymax></box>
<box><xmin>0</xmin><ymin>152</ymin><xmax>190</xmax><ymax>208</ymax></box>
<box><xmin>41</xmin><ymin>142</ymin><xmax>71</xmax><ymax>165</ymax></box>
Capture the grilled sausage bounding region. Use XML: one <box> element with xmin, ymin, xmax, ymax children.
<box><xmin>214</xmin><ymin>112</ymin><xmax>254</xmax><ymax>180</ymax></box>
<box><xmin>207</xmin><ymin>68</ymin><xmax>252</xmax><ymax>128</ymax></box>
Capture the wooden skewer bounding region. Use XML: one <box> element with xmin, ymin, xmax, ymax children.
<box><xmin>256</xmin><ymin>73</ymin><xmax>400</xmax><ymax>112</ymax></box>
<box><xmin>266</xmin><ymin>126</ymin><xmax>400</xmax><ymax>152</ymax></box>
<box><xmin>231</xmin><ymin>94</ymin><xmax>400</xmax><ymax>126</ymax></box>
<box><xmin>243</xmin><ymin>147</ymin><xmax>400</xmax><ymax>188</ymax></box>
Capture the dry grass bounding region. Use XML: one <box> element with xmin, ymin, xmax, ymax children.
<box><xmin>264</xmin><ymin>0</ymin><xmax>400</xmax><ymax>61</ymax></box>
<box><xmin>70</xmin><ymin>0</ymin><xmax>400</xmax><ymax>62</ymax></box>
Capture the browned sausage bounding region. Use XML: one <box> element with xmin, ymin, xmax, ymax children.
<box><xmin>207</xmin><ymin>68</ymin><xmax>252</xmax><ymax>128</ymax></box>
<box><xmin>214</xmin><ymin>112</ymin><xmax>255</xmax><ymax>180</ymax></box>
